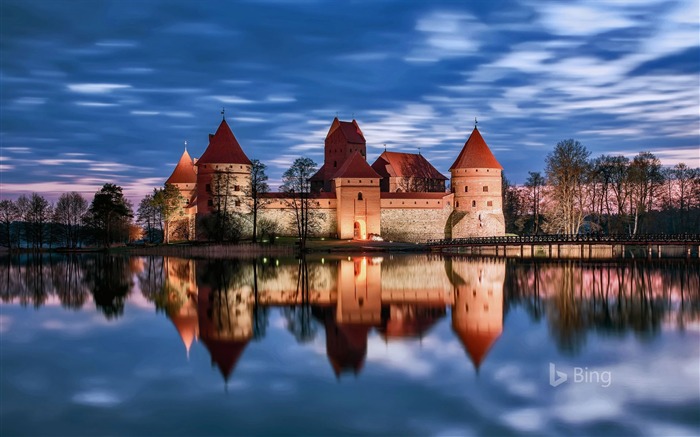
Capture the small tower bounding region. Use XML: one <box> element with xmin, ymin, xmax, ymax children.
<box><xmin>333</xmin><ymin>152</ymin><xmax>381</xmax><ymax>240</ymax></box>
<box><xmin>195</xmin><ymin>117</ymin><xmax>252</xmax><ymax>218</ymax></box>
<box><xmin>450</xmin><ymin>259</ymin><xmax>505</xmax><ymax>371</ymax></box>
<box><xmin>449</xmin><ymin>124</ymin><xmax>505</xmax><ymax>237</ymax></box>
<box><xmin>310</xmin><ymin>117</ymin><xmax>367</xmax><ymax>193</ymax></box>
<box><xmin>166</xmin><ymin>145</ymin><xmax>198</xmax><ymax>205</ymax></box>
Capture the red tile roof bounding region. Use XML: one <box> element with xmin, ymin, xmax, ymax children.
<box><xmin>327</xmin><ymin>117</ymin><xmax>365</xmax><ymax>144</ymax></box>
<box><xmin>309</xmin><ymin>163</ymin><xmax>325</xmax><ymax>181</ymax></box>
<box><xmin>201</xmin><ymin>338</ymin><xmax>249</xmax><ymax>382</ymax></box>
<box><xmin>380</xmin><ymin>192</ymin><xmax>448</xmax><ymax>200</ymax></box>
<box><xmin>372</xmin><ymin>151</ymin><xmax>447</xmax><ymax>180</ymax></box>
<box><xmin>333</xmin><ymin>151</ymin><xmax>380</xmax><ymax>179</ymax></box>
<box><xmin>197</xmin><ymin>119</ymin><xmax>252</xmax><ymax>165</ymax></box>
<box><xmin>449</xmin><ymin>127</ymin><xmax>503</xmax><ymax>170</ymax></box>
<box><xmin>454</xmin><ymin>327</ymin><xmax>501</xmax><ymax>370</ymax></box>
<box><xmin>166</xmin><ymin>149</ymin><xmax>197</xmax><ymax>184</ymax></box>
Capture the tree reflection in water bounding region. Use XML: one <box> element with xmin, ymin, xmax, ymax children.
<box><xmin>1</xmin><ymin>254</ymin><xmax>698</xmax><ymax>381</ymax></box>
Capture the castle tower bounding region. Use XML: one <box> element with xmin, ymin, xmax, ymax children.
<box><xmin>333</xmin><ymin>152</ymin><xmax>381</xmax><ymax>240</ymax></box>
<box><xmin>449</xmin><ymin>125</ymin><xmax>505</xmax><ymax>237</ymax></box>
<box><xmin>195</xmin><ymin>118</ymin><xmax>252</xmax><ymax>217</ymax></box>
<box><xmin>166</xmin><ymin>146</ymin><xmax>198</xmax><ymax>205</ymax></box>
<box><xmin>196</xmin><ymin>261</ymin><xmax>253</xmax><ymax>383</ymax></box>
<box><xmin>450</xmin><ymin>259</ymin><xmax>505</xmax><ymax>371</ymax></box>
<box><xmin>310</xmin><ymin>117</ymin><xmax>367</xmax><ymax>193</ymax></box>
<box><xmin>336</xmin><ymin>257</ymin><xmax>382</xmax><ymax>324</ymax></box>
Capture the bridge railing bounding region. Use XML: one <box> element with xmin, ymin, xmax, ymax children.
<box><xmin>427</xmin><ymin>233</ymin><xmax>700</xmax><ymax>246</ymax></box>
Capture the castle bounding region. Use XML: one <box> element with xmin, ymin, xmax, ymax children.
<box><xmin>166</xmin><ymin>116</ymin><xmax>505</xmax><ymax>242</ymax></box>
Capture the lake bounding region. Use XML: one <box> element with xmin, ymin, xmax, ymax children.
<box><xmin>1</xmin><ymin>254</ymin><xmax>698</xmax><ymax>436</ymax></box>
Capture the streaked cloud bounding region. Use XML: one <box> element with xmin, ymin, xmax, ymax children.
<box><xmin>67</xmin><ymin>83</ymin><xmax>132</xmax><ymax>94</ymax></box>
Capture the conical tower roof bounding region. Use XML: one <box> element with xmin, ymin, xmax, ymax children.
<box><xmin>449</xmin><ymin>127</ymin><xmax>503</xmax><ymax>170</ymax></box>
<box><xmin>166</xmin><ymin>148</ymin><xmax>197</xmax><ymax>184</ymax></box>
<box><xmin>454</xmin><ymin>327</ymin><xmax>501</xmax><ymax>371</ymax></box>
<box><xmin>197</xmin><ymin>119</ymin><xmax>252</xmax><ymax>165</ymax></box>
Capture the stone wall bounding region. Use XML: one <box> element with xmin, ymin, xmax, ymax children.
<box><xmin>258</xmin><ymin>207</ymin><xmax>337</xmax><ymax>238</ymax></box>
<box><xmin>380</xmin><ymin>206</ymin><xmax>451</xmax><ymax>242</ymax></box>
<box><xmin>451</xmin><ymin>210</ymin><xmax>505</xmax><ymax>238</ymax></box>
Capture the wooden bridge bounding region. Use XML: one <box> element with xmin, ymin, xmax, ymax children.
<box><xmin>427</xmin><ymin>234</ymin><xmax>700</xmax><ymax>259</ymax></box>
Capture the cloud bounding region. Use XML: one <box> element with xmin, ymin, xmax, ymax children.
<box><xmin>67</xmin><ymin>83</ymin><xmax>131</xmax><ymax>94</ymax></box>
<box><xmin>75</xmin><ymin>101</ymin><xmax>119</xmax><ymax>107</ymax></box>
<box><xmin>407</xmin><ymin>11</ymin><xmax>487</xmax><ymax>62</ymax></box>
<box><xmin>536</xmin><ymin>2</ymin><xmax>638</xmax><ymax>36</ymax></box>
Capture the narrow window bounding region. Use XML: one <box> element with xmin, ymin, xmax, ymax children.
<box><xmin>333</xmin><ymin>161</ymin><xmax>337</xmax><ymax>168</ymax></box>
<box><xmin>205</xmin><ymin>184</ymin><xmax>211</xmax><ymax>193</ymax></box>
<box><xmin>234</xmin><ymin>185</ymin><xmax>240</xmax><ymax>191</ymax></box>
<box><xmin>357</xmin><ymin>192</ymin><xmax>363</xmax><ymax>200</ymax></box>
<box><xmin>472</xmin><ymin>200</ymin><xmax>476</xmax><ymax>207</ymax></box>
<box><xmin>465</xmin><ymin>186</ymin><xmax>468</xmax><ymax>192</ymax></box>
<box><xmin>483</xmin><ymin>186</ymin><xmax>488</xmax><ymax>192</ymax></box>
<box><xmin>487</xmin><ymin>201</ymin><xmax>493</xmax><ymax>207</ymax></box>
<box><xmin>455</xmin><ymin>201</ymin><xmax>458</xmax><ymax>207</ymax></box>
<box><xmin>235</xmin><ymin>200</ymin><xmax>241</xmax><ymax>207</ymax></box>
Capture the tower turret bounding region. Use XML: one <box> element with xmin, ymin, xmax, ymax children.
<box><xmin>195</xmin><ymin>118</ymin><xmax>252</xmax><ymax>217</ymax></box>
<box><xmin>449</xmin><ymin>125</ymin><xmax>505</xmax><ymax>237</ymax></box>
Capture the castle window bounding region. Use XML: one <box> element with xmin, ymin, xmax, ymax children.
<box><xmin>483</xmin><ymin>186</ymin><xmax>488</xmax><ymax>192</ymax></box>
<box><xmin>206</xmin><ymin>184</ymin><xmax>211</xmax><ymax>193</ymax></box>
<box><xmin>426</xmin><ymin>201</ymin><xmax>428</xmax><ymax>204</ymax></box>
<box><xmin>465</xmin><ymin>186</ymin><xmax>468</xmax><ymax>192</ymax></box>
<box><xmin>455</xmin><ymin>201</ymin><xmax>458</xmax><ymax>207</ymax></box>
<box><xmin>476</xmin><ymin>169</ymin><xmax>479</xmax><ymax>172</ymax></box>
<box><xmin>487</xmin><ymin>169</ymin><xmax>490</xmax><ymax>172</ymax></box>
<box><xmin>358</xmin><ymin>192</ymin><xmax>363</xmax><ymax>201</ymax></box>
<box><xmin>359</xmin><ymin>180</ymin><xmax>362</xmax><ymax>183</ymax></box>
<box><xmin>472</xmin><ymin>200</ymin><xmax>476</xmax><ymax>207</ymax></box>
<box><xmin>487</xmin><ymin>201</ymin><xmax>493</xmax><ymax>207</ymax></box>
<box><xmin>465</xmin><ymin>304</ymin><xmax>469</xmax><ymax>312</ymax></box>
<box><xmin>240</xmin><ymin>166</ymin><xmax>243</xmax><ymax>169</ymax></box>
<box><xmin>235</xmin><ymin>200</ymin><xmax>241</xmax><ymax>207</ymax></box>
<box><xmin>334</xmin><ymin>161</ymin><xmax>337</xmax><ymax>168</ymax></box>
<box><xmin>234</xmin><ymin>185</ymin><xmax>240</xmax><ymax>191</ymax></box>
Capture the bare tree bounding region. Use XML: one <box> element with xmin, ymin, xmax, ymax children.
<box><xmin>671</xmin><ymin>163</ymin><xmax>697</xmax><ymax>231</ymax></box>
<box><xmin>628</xmin><ymin>152</ymin><xmax>663</xmax><ymax>235</ymax></box>
<box><xmin>26</xmin><ymin>193</ymin><xmax>52</xmax><ymax>251</ymax></box>
<box><xmin>245</xmin><ymin>159</ymin><xmax>270</xmax><ymax>243</ymax></box>
<box><xmin>545</xmin><ymin>139</ymin><xmax>591</xmax><ymax>234</ymax></box>
<box><xmin>53</xmin><ymin>192</ymin><xmax>88</xmax><ymax>248</ymax></box>
<box><xmin>281</xmin><ymin>157</ymin><xmax>319</xmax><ymax>252</ymax></box>
<box><xmin>0</xmin><ymin>200</ymin><xmax>19</xmax><ymax>251</ymax></box>
<box><xmin>525</xmin><ymin>171</ymin><xmax>545</xmax><ymax>234</ymax></box>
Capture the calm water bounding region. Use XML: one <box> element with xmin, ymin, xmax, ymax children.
<box><xmin>1</xmin><ymin>254</ymin><xmax>699</xmax><ymax>437</ymax></box>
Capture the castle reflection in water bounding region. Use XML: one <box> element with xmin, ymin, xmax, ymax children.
<box><xmin>1</xmin><ymin>254</ymin><xmax>698</xmax><ymax>382</ymax></box>
<box><xmin>159</xmin><ymin>256</ymin><xmax>505</xmax><ymax>381</ymax></box>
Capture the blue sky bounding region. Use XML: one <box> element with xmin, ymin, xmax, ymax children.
<box><xmin>1</xmin><ymin>0</ymin><xmax>698</xmax><ymax>201</ymax></box>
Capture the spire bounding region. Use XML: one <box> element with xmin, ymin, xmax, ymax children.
<box><xmin>221</xmin><ymin>107</ymin><xmax>225</xmax><ymax>121</ymax></box>
<box><xmin>474</xmin><ymin>117</ymin><xmax>478</xmax><ymax>129</ymax></box>
<box><xmin>184</xmin><ymin>140</ymin><xmax>188</xmax><ymax>152</ymax></box>
<box><xmin>449</xmin><ymin>125</ymin><xmax>503</xmax><ymax>170</ymax></box>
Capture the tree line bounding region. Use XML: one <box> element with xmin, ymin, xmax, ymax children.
<box><xmin>0</xmin><ymin>183</ymin><xmax>177</xmax><ymax>251</ymax></box>
<box><xmin>503</xmin><ymin>139</ymin><xmax>700</xmax><ymax>236</ymax></box>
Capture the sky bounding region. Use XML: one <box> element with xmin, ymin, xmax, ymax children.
<box><xmin>1</xmin><ymin>0</ymin><xmax>699</xmax><ymax>202</ymax></box>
